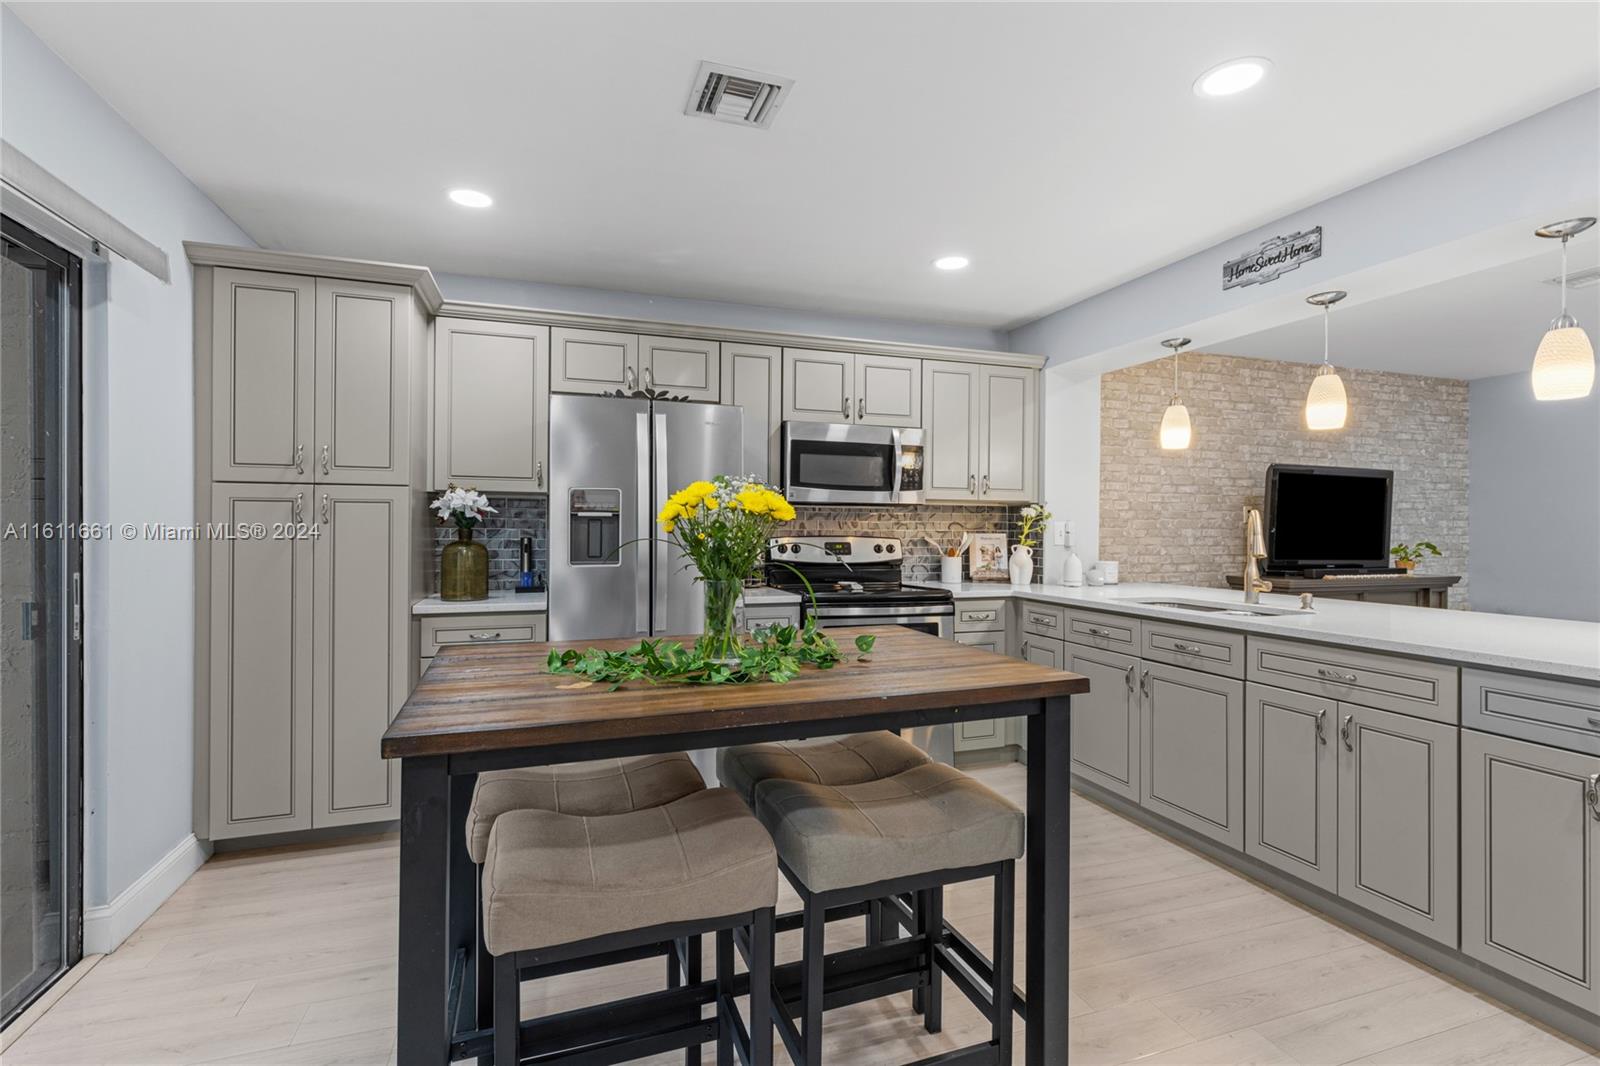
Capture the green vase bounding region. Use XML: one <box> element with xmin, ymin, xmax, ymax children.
<box><xmin>700</xmin><ymin>579</ymin><xmax>745</xmax><ymax>662</ymax></box>
<box><xmin>440</xmin><ymin>527</ymin><xmax>489</xmax><ymax>601</ymax></box>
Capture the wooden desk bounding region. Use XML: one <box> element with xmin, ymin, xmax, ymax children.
<box><xmin>383</xmin><ymin>626</ymin><xmax>1088</xmax><ymax>1065</ymax></box>
<box><xmin>1225</xmin><ymin>572</ymin><xmax>1461</xmax><ymax>608</ymax></box>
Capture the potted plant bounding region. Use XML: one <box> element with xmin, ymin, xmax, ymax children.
<box><xmin>432</xmin><ymin>485</ymin><xmax>497</xmax><ymax>600</ymax></box>
<box><xmin>1010</xmin><ymin>503</ymin><xmax>1052</xmax><ymax>586</ymax></box>
<box><xmin>1389</xmin><ymin>541</ymin><xmax>1441</xmax><ymax>572</ymax></box>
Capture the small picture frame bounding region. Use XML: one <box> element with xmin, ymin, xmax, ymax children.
<box><xmin>968</xmin><ymin>533</ymin><xmax>1008</xmax><ymax>581</ymax></box>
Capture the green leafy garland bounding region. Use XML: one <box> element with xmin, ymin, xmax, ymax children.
<box><xmin>548</xmin><ymin>621</ymin><xmax>876</xmax><ymax>689</ymax></box>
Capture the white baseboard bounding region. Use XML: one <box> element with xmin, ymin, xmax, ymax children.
<box><xmin>83</xmin><ymin>833</ymin><xmax>211</xmax><ymax>954</ymax></box>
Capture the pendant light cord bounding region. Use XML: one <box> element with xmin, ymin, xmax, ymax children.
<box><xmin>1322</xmin><ymin>304</ymin><xmax>1331</xmax><ymax>366</ymax></box>
<box><xmin>1561</xmin><ymin>236</ymin><xmax>1570</xmax><ymax>317</ymax></box>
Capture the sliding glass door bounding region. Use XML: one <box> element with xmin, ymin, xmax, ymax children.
<box><xmin>1</xmin><ymin>216</ymin><xmax>83</xmax><ymax>1026</ymax></box>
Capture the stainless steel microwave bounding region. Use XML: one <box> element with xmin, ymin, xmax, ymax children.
<box><xmin>780</xmin><ymin>421</ymin><xmax>924</xmax><ymax>505</ymax></box>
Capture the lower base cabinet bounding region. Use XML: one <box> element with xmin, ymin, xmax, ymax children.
<box><xmin>955</xmin><ymin>627</ymin><xmax>1010</xmax><ymax>751</ymax></box>
<box><xmin>1245</xmin><ymin>684</ymin><xmax>1338</xmax><ymax>892</ymax></box>
<box><xmin>1462</xmin><ymin>729</ymin><xmax>1600</xmax><ymax>1013</ymax></box>
<box><xmin>1337</xmin><ymin>703</ymin><xmax>1459</xmax><ymax>945</ymax></box>
<box><xmin>1141</xmin><ymin>661</ymin><xmax>1244</xmax><ymax>849</ymax></box>
<box><xmin>1067</xmin><ymin>645</ymin><xmax>1140</xmax><ymax>802</ymax></box>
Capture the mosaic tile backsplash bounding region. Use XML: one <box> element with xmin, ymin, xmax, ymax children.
<box><xmin>431</xmin><ymin>496</ymin><xmax>1028</xmax><ymax>592</ymax></box>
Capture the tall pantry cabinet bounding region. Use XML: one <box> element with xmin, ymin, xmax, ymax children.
<box><xmin>194</xmin><ymin>256</ymin><xmax>431</xmax><ymax>840</ymax></box>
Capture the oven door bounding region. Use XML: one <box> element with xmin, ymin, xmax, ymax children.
<box><xmin>807</xmin><ymin>603</ymin><xmax>954</xmax><ymax>640</ymax></box>
<box><xmin>782</xmin><ymin>421</ymin><xmax>899</xmax><ymax>505</ymax></box>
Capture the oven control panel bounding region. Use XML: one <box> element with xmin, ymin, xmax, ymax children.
<box><xmin>767</xmin><ymin>536</ymin><xmax>902</xmax><ymax>564</ymax></box>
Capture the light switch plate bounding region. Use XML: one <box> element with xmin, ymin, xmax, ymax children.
<box><xmin>1052</xmin><ymin>521</ymin><xmax>1069</xmax><ymax>546</ymax></box>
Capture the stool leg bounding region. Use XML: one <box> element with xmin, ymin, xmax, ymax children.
<box><xmin>685</xmin><ymin>935</ymin><xmax>702</xmax><ymax>1066</ymax></box>
<box><xmin>493</xmin><ymin>951</ymin><xmax>519</xmax><ymax>1066</ymax></box>
<box><xmin>992</xmin><ymin>862</ymin><xmax>1016</xmax><ymax>1065</ymax></box>
<box><xmin>923</xmin><ymin>887</ymin><xmax>943</xmax><ymax>1034</ymax></box>
<box><xmin>866</xmin><ymin>899</ymin><xmax>880</xmax><ymax>946</ymax></box>
<box><xmin>715</xmin><ymin>929</ymin><xmax>734</xmax><ymax>1066</ymax></box>
<box><xmin>476</xmin><ymin>871</ymin><xmax>494</xmax><ymax>1034</ymax></box>
<box><xmin>801</xmin><ymin>895</ymin><xmax>825</xmax><ymax>1066</ymax></box>
<box><xmin>751</xmin><ymin>908</ymin><xmax>775</xmax><ymax>1066</ymax></box>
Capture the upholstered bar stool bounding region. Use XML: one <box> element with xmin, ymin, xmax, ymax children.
<box><xmin>481</xmin><ymin>788</ymin><xmax>779</xmax><ymax>1066</ymax></box>
<box><xmin>750</xmin><ymin>762</ymin><xmax>1025</xmax><ymax>1066</ymax></box>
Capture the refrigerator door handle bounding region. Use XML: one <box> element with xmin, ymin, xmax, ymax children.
<box><xmin>653</xmin><ymin>412</ymin><xmax>669</xmax><ymax>634</ymax></box>
<box><xmin>635</xmin><ymin>411</ymin><xmax>651</xmax><ymax>634</ymax></box>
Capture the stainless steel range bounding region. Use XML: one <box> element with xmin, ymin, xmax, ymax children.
<box><xmin>764</xmin><ymin>536</ymin><xmax>955</xmax><ymax>639</ymax></box>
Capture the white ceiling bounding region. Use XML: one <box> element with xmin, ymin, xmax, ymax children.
<box><xmin>13</xmin><ymin>2</ymin><xmax>1599</xmax><ymax>328</ymax></box>
<box><xmin>1210</xmin><ymin>245</ymin><xmax>1600</xmax><ymax>380</ymax></box>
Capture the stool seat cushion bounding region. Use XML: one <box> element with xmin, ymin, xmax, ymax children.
<box><xmin>752</xmin><ymin>763</ymin><xmax>1024</xmax><ymax>893</ymax></box>
<box><xmin>481</xmin><ymin>788</ymin><xmax>778</xmax><ymax>955</ymax></box>
<box><xmin>718</xmin><ymin>732</ymin><xmax>930</xmax><ymax>806</ymax></box>
<box><xmin>466</xmin><ymin>753</ymin><xmax>705</xmax><ymax>863</ymax></box>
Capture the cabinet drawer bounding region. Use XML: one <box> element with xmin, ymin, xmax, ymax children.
<box><xmin>1248</xmin><ymin>636</ymin><xmax>1458</xmax><ymax>724</ymax></box>
<box><xmin>1462</xmin><ymin>669</ymin><xmax>1600</xmax><ymax>755</ymax></box>
<box><xmin>420</xmin><ymin>612</ymin><xmax>547</xmax><ymax>657</ymax></box>
<box><xmin>1019</xmin><ymin>601</ymin><xmax>1067</xmax><ymax>639</ymax></box>
<box><xmin>955</xmin><ymin>599</ymin><xmax>1007</xmax><ymax>633</ymax></box>
<box><xmin>1142</xmin><ymin>620</ymin><xmax>1244</xmax><ymax>679</ymax></box>
<box><xmin>744</xmin><ymin>606</ymin><xmax>800</xmax><ymax>634</ymax></box>
<box><xmin>1063</xmin><ymin>607</ymin><xmax>1140</xmax><ymax>651</ymax></box>
<box><xmin>955</xmin><ymin>630</ymin><xmax>1006</xmax><ymax>656</ymax></box>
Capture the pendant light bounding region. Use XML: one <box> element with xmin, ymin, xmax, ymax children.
<box><xmin>1531</xmin><ymin>217</ymin><xmax>1596</xmax><ymax>401</ymax></box>
<box><xmin>1304</xmin><ymin>291</ymin><xmax>1349</xmax><ymax>431</ymax></box>
<box><xmin>1158</xmin><ymin>337</ymin><xmax>1193</xmax><ymax>449</ymax></box>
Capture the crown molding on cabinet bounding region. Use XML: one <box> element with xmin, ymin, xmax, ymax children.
<box><xmin>184</xmin><ymin>242</ymin><xmax>1045</xmax><ymax>369</ymax></box>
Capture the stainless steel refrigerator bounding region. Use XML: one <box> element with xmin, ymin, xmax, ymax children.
<box><xmin>549</xmin><ymin>394</ymin><xmax>743</xmax><ymax>642</ymax></box>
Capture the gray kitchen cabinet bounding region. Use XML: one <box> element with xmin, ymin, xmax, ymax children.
<box><xmin>1018</xmin><ymin>636</ymin><xmax>1064</xmax><ymax>670</ymax></box>
<box><xmin>207</xmin><ymin>483</ymin><xmax>314</xmax><ymax>839</ymax></box>
<box><xmin>921</xmin><ymin>361</ymin><xmax>980</xmax><ymax>500</ymax></box>
<box><xmin>1337</xmin><ymin>703</ymin><xmax>1459</xmax><ymax>945</ymax></box>
<box><xmin>311</xmin><ymin>485</ymin><xmax>410</xmax><ymax>828</ymax></box>
<box><xmin>955</xmin><ymin>624</ymin><xmax>1011</xmax><ymax>753</ymax></box>
<box><xmin>742</xmin><ymin>602</ymin><xmax>800</xmax><ymax>634</ymax></box>
<box><xmin>1462</xmin><ymin>729</ymin><xmax>1600</xmax><ymax>1013</ymax></box>
<box><xmin>1140</xmin><ymin>660</ymin><xmax>1245</xmax><ymax>849</ymax></box>
<box><xmin>782</xmin><ymin>348</ymin><xmax>855</xmax><ymax>422</ymax></box>
<box><xmin>551</xmin><ymin>326</ymin><xmax>639</xmax><ymax>394</ymax></box>
<box><xmin>641</xmin><ymin>335</ymin><xmax>719</xmax><ymax>402</ymax></box>
<box><xmin>720</xmin><ymin>343</ymin><xmax>782</xmax><ymax>482</ymax></box>
<box><xmin>1245</xmin><ymin>684</ymin><xmax>1337</xmax><ymax>892</ymax></box>
<box><xmin>853</xmin><ymin>353</ymin><xmax>921</xmax><ymax>427</ymax></box>
<box><xmin>977</xmin><ymin>365</ymin><xmax>1037</xmax><ymax>502</ymax></box>
<box><xmin>419</xmin><ymin>612</ymin><xmax>548</xmax><ymax>656</ymax></box>
<box><xmin>210</xmin><ymin>269</ymin><xmax>316</xmax><ymax>484</ymax></box>
<box><xmin>432</xmin><ymin>318</ymin><xmax>550</xmax><ymax>493</ymax></box>
<box><xmin>1067</xmin><ymin>645</ymin><xmax>1141</xmax><ymax>802</ymax></box>
<box><xmin>314</xmin><ymin>279</ymin><xmax>412</xmax><ymax>485</ymax></box>
<box><xmin>955</xmin><ymin>631</ymin><xmax>1006</xmax><ymax>656</ymax></box>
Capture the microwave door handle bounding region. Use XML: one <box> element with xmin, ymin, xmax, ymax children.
<box><xmin>636</xmin><ymin>411</ymin><xmax>651</xmax><ymax>635</ymax></box>
<box><xmin>653</xmin><ymin>412</ymin><xmax>669</xmax><ymax>635</ymax></box>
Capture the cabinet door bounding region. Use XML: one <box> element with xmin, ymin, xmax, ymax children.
<box><xmin>1246</xmin><ymin>684</ymin><xmax>1337</xmax><ymax>891</ymax></box>
<box><xmin>1141</xmin><ymin>661</ymin><xmax>1244</xmax><ymax>849</ymax></box>
<box><xmin>433</xmin><ymin>318</ymin><xmax>550</xmax><ymax>492</ymax></box>
<box><xmin>314</xmin><ymin>279</ymin><xmax>411</xmax><ymax>485</ymax></box>
<box><xmin>977</xmin><ymin>366</ymin><xmax>1036</xmax><ymax>502</ymax></box>
<box><xmin>782</xmin><ymin>349</ymin><xmax>854</xmax><ymax>423</ymax></box>
<box><xmin>208</xmin><ymin>484</ymin><xmax>314</xmax><ymax>838</ymax></box>
<box><xmin>854</xmin><ymin>353</ymin><xmax>921</xmax><ymax>427</ymax></box>
<box><xmin>1462</xmin><ymin>730</ymin><xmax>1599</xmax><ymax>1013</ymax></box>
<box><xmin>211</xmin><ymin>269</ymin><xmax>316</xmax><ymax>483</ymax></box>
<box><xmin>311</xmin><ymin>485</ymin><xmax>410</xmax><ymax>828</ymax></box>
<box><xmin>955</xmin><ymin>630</ymin><xmax>1005</xmax><ymax>656</ymax></box>
<box><xmin>1018</xmin><ymin>638</ymin><xmax>1062</xmax><ymax>669</ymax></box>
<box><xmin>1067</xmin><ymin>646</ymin><xmax>1140</xmax><ymax>802</ymax></box>
<box><xmin>720</xmin><ymin>344</ymin><xmax>782</xmax><ymax>483</ymax></box>
<box><xmin>551</xmin><ymin>327</ymin><xmax>638</xmax><ymax>394</ymax></box>
<box><xmin>954</xmin><ymin>631</ymin><xmax>1007</xmax><ymax>753</ymax></box>
<box><xmin>922</xmin><ymin>361</ymin><xmax>980</xmax><ymax>500</ymax></box>
<box><xmin>641</xmin><ymin>335</ymin><xmax>719</xmax><ymax>402</ymax></box>
<box><xmin>1337</xmin><ymin>704</ymin><xmax>1458</xmax><ymax>945</ymax></box>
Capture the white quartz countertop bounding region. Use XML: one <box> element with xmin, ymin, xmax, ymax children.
<box><xmin>920</xmin><ymin>581</ymin><xmax>1600</xmax><ymax>682</ymax></box>
<box><xmin>742</xmin><ymin>586</ymin><xmax>802</xmax><ymax>605</ymax></box>
<box><xmin>412</xmin><ymin>590</ymin><xmax>547</xmax><ymax>616</ymax></box>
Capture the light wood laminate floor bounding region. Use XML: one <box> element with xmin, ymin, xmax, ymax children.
<box><xmin>6</xmin><ymin>765</ymin><xmax>1594</xmax><ymax>1065</ymax></box>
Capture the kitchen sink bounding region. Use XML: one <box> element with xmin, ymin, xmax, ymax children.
<box><xmin>1132</xmin><ymin>598</ymin><xmax>1303</xmax><ymax>617</ymax></box>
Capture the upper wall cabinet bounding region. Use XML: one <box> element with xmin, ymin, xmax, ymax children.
<box><xmin>551</xmin><ymin>327</ymin><xmax>638</xmax><ymax>395</ymax></box>
<box><xmin>922</xmin><ymin>361</ymin><xmax>980</xmax><ymax>500</ymax></box>
<box><xmin>721</xmin><ymin>343</ymin><xmax>782</xmax><ymax>483</ymax></box>
<box><xmin>641</xmin><ymin>335</ymin><xmax>720</xmax><ymax>401</ymax></box>
<box><xmin>922</xmin><ymin>361</ymin><xmax>1038</xmax><ymax>503</ymax></box>
<box><xmin>433</xmin><ymin>318</ymin><xmax>550</xmax><ymax>492</ymax></box>
<box><xmin>210</xmin><ymin>270</ymin><xmax>412</xmax><ymax>485</ymax></box>
<box><xmin>781</xmin><ymin>349</ymin><xmax>921</xmax><ymax>426</ymax></box>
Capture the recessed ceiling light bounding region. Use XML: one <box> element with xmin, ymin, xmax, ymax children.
<box><xmin>1193</xmin><ymin>57</ymin><xmax>1271</xmax><ymax>98</ymax></box>
<box><xmin>448</xmin><ymin>188</ymin><xmax>493</xmax><ymax>208</ymax></box>
<box><xmin>933</xmin><ymin>255</ymin><xmax>970</xmax><ymax>271</ymax></box>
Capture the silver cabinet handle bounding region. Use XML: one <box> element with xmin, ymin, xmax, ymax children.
<box><xmin>1140</xmin><ymin>668</ymin><xmax>1151</xmax><ymax>697</ymax></box>
<box><xmin>1340</xmin><ymin>713</ymin><xmax>1354</xmax><ymax>752</ymax></box>
<box><xmin>293</xmin><ymin>443</ymin><xmax>305</xmax><ymax>474</ymax></box>
<box><xmin>293</xmin><ymin>493</ymin><xmax>304</xmax><ymax>524</ymax></box>
<box><xmin>1125</xmin><ymin>665</ymin><xmax>1135</xmax><ymax>692</ymax></box>
<box><xmin>536</xmin><ymin>460</ymin><xmax>544</xmax><ymax>488</ymax></box>
<box><xmin>981</xmin><ymin>473</ymin><xmax>990</xmax><ymax>495</ymax></box>
<box><xmin>320</xmin><ymin>493</ymin><xmax>330</xmax><ymax>524</ymax></box>
<box><xmin>467</xmin><ymin>631</ymin><xmax>502</xmax><ymax>642</ymax></box>
<box><xmin>319</xmin><ymin>443</ymin><xmax>330</xmax><ymax>474</ymax></box>
<box><xmin>1315</xmin><ymin>708</ymin><xmax>1327</xmax><ymax>745</ymax></box>
<box><xmin>1317</xmin><ymin>666</ymin><xmax>1358</xmax><ymax>684</ymax></box>
<box><xmin>842</xmin><ymin>396</ymin><xmax>851</xmax><ymax>420</ymax></box>
<box><xmin>1086</xmin><ymin>626</ymin><xmax>1112</xmax><ymax>638</ymax></box>
<box><xmin>968</xmin><ymin>474</ymin><xmax>976</xmax><ymax>494</ymax></box>
<box><xmin>643</xmin><ymin>366</ymin><xmax>654</xmax><ymax>391</ymax></box>
<box><xmin>1173</xmin><ymin>641</ymin><xmax>1203</xmax><ymax>655</ymax></box>
<box><xmin>625</xmin><ymin>366</ymin><xmax>638</xmax><ymax>391</ymax></box>
<box><xmin>1588</xmin><ymin>774</ymin><xmax>1600</xmax><ymax>821</ymax></box>
<box><xmin>857</xmin><ymin>397</ymin><xmax>865</xmax><ymax>419</ymax></box>
<box><xmin>1587</xmin><ymin>716</ymin><xmax>1600</xmax><ymax>732</ymax></box>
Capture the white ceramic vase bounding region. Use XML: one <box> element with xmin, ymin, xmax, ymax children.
<box><xmin>1009</xmin><ymin>544</ymin><xmax>1034</xmax><ymax>587</ymax></box>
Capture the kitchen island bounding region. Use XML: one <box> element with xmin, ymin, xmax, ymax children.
<box><xmin>382</xmin><ymin>625</ymin><xmax>1088</xmax><ymax>1065</ymax></box>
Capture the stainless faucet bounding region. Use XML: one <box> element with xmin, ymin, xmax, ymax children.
<box><xmin>1242</xmin><ymin>506</ymin><xmax>1272</xmax><ymax>604</ymax></box>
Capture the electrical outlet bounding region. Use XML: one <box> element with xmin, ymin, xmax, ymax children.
<box><xmin>1052</xmin><ymin>521</ymin><xmax>1068</xmax><ymax>546</ymax></box>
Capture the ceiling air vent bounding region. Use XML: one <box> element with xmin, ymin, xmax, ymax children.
<box><xmin>684</xmin><ymin>61</ymin><xmax>793</xmax><ymax>130</ymax></box>
<box><xmin>1547</xmin><ymin>266</ymin><xmax>1600</xmax><ymax>289</ymax></box>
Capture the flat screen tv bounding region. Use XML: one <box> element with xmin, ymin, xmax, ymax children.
<box><xmin>1263</xmin><ymin>464</ymin><xmax>1393</xmax><ymax>573</ymax></box>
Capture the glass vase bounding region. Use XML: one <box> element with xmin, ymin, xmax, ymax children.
<box><xmin>701</xmin><ymin>579</ymin><xmax>746</xmax><ymax>662</ymax></box>
<box><xmin>440</xmin><ymin>527</ymin><xmax>489</xmax><ymax>601</ymax></box>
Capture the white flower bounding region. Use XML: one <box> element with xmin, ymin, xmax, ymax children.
<box><xmin>431</xmin><ymin>486</ymin><xmax>497</xmax><ymax>522</ymax></box>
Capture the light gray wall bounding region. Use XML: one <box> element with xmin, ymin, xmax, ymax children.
<box><xmin>436</xmin><ymin>272</ymin><xmax>1009</xmax><ymax>352</ymax></box>
<box><xmin>2</xmin><ymin>7</ymin><xmax>254</xmax><ymax>908</ymax></box>
<box><xmin>1469</xmin><ymin>371</ymin><xmax>1600</xmax><ymax>621</ymax></box>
